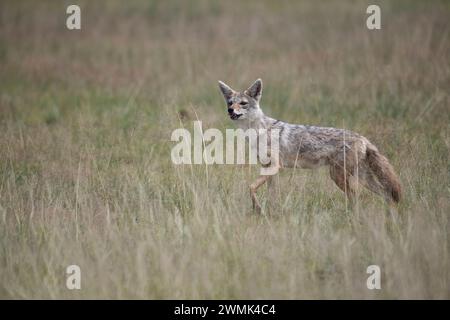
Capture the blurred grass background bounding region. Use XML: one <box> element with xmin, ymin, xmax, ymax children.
<box><xmin>0</xmin><ymin>0</ymin><xmax>449</xmax><ymax>298</ymax></box>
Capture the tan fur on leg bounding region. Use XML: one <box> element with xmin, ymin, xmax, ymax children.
<box><xmin>250</xmin><ymin>175</ymin><xmax>271</xmax><ymax>214</ymax></box>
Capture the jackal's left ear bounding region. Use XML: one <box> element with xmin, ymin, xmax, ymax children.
<box><xmin>218</xmin><ymin>81</ymin><xmax>235</xmax><ymax>101</ymax></box>
<box><xmin>245</xmin><ymin>79</ymin><xmax>263</xmax><ymax>102</ymax></box>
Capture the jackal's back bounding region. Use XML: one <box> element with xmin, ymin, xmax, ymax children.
<box><xmin>271</xmin><ymin>119</ymin><xmax>370</xmax><ymax>169</ymax></box>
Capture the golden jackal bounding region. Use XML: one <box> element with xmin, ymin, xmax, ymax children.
<box><xmin>218</xmin><ymin>79</ymin><xmax>402</xmax><ymax>212</ymax></box>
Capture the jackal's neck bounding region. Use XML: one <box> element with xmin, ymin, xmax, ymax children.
<box><xmin>236</xmin><ymin>108</ymin><xmax>274</xmax><ymax>130</ymax></box>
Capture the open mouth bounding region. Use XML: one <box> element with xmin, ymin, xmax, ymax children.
<box><xmin>230</xmin><ymin>113</ymin><xmax>242</xmax><ymax>120</ymax></box>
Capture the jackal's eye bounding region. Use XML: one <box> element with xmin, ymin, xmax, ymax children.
<box><xmin>240</xmin><ymin>101</ymin><xmax>248</xmax><ymax>106</ymax></box>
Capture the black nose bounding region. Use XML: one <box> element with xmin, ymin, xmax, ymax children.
<box><xmin>228</xmin><ymin>108</ymin><xmax>233</xmax><ymax>114</ymax></box>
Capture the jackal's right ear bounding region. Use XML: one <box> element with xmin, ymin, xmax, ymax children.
<box><xmin>218</xmin><ymin>81</ymin><xmax>234</xmax><ymax>101</ymax></box>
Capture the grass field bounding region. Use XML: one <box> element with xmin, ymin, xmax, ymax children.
<box><xmin>0</xmin><ymin>0</ymin><xmax>449</xmax><ymax>299</ymax></box>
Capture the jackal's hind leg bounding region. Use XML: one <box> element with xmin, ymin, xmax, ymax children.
<box><xmin>329</xmin><ymin>164</ymin><xmax>356</xmax><ymax>206</ymax></box>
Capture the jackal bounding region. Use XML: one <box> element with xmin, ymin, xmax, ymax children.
<box><xmin>218</xmin><ymin>79</ymin><xmax>402</xmax><ymax>213</ymax></box>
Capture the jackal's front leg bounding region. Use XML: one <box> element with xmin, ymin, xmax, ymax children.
<box><xmin>250</xmin><ymin>175</ymin><xmax>271</xmax><ymax>214</ymax></box>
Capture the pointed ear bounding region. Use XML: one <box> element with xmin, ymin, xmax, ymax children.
<box><xmin>218</xmin><ymin>80</ymin><xmax>235</xmax><ymax>101</ymax></box>
<box><xmin>245</xmin><ymin>79</ymin><xmax>263</xmax><ymax>102</ymax></box>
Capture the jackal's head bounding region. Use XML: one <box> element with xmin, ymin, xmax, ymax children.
<box><xmin>218</xmin><ymin>79</ymin><xmax>263</xmax><ymax>121</ymax></box>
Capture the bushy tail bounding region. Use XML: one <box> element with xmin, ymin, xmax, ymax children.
<box><xmin>366</xmin><ymin>147</ymin><xmax>402</xmax><ymax>203</ymax></box>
